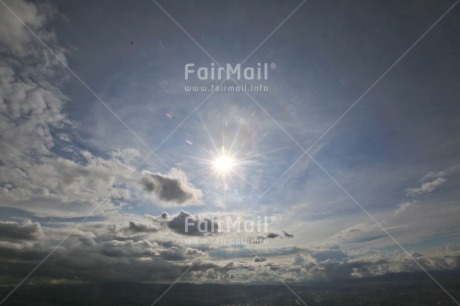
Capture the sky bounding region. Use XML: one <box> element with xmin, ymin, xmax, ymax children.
<box><xmin>1</xmin><ymin>0</ymin><xmax>460</xmax><ymax>295</ymax></box>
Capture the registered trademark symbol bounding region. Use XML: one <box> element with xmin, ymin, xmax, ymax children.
<box><xmin>271</xmin><ymin>63</ymin><xmax>276</xmax><ymax>69</ymax></box>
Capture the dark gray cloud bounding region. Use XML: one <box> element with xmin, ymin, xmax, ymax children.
<box><xmin>208</xmin><ymin>245</ymin><xmax>301</xmax><ymax>260</ymax></box>
<box><xmin>125</xmin><ymin>221</ymin><xmax>158</xmax><ymax>234</ymax></box>
<box><xmin>100</xmin><ymin>239</ymin><xmax>158</xmax><ymax>258</ymax></box>
<box><xmin>253</xmin><ymin>256</ymin><xmax>267</xmax><ymax>262</ymax></box>
<box><xmin>141</xmin><ymin>169</ymin><xmax>202</xmax><ymax>205</ymax></box>
<box><xmin>0</xmin><ymin>220</ymin><xmax>43</xmax><ymax>241</ymax></box>
<box><xmin>0</xmin><ymin>219</ymin><xmax>458</xmax><ymax>285</ymax></box>
<box><xmin>159</xmin><ymin>246</ymin><xmax>186</xmax><ymax>261</ymax></box>
<box><xmin>255</xmin><ymin>231</ymin><xmax>294</xmax><ymax>240</ymax></box>
<box><xmin>167</xmin><ymin>211</ymin><xmax>218</xmax><ymax>236</ymax></box>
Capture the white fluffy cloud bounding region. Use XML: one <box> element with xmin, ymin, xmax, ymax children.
<box><xmin>406</xmin><ymin>175</ymin><xmax>446</xmax><ymax>197</ymax></box>
<box><xmin>0</xmin><ymin>0</ymin><xmax>102</xmax><ymax>218</ymax></box>
<box><xmin>0</xmin><ymin>0</ymin><xmax>50</xmax><ymax>56</ymax></box>
<box><xmin>0</xmin><ymin>0</ymin><xmax>203</xmax><ymax>218</ymax></box>
<box><xmin>0</xmin><ymin>150</ymin><xmax>140</xmax><ymax>217</ymax></box>
<box><xmin>394</xmin><ymin>201</ymin><xmax>414</xmax><ymax>215</ymax></box>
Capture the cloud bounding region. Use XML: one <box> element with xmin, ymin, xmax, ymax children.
<box><xmin>125</xmin><ymin>221</ymin><xmax>158</xmax><ymax>234</ymax></box>
<box><xmin>422</xmin><ymin>171</ymin><xmax>445</xmax><ymax>181</ymax></box>
<box><xmin>259</xmin><ymin>231</ymin><xmax>294</xmax><ymax>239</ymax></box>
<box><xmin>395</xmin><ymin>201</ymin><xmax>414</xmax><ymax>215</ymax></box>
<box><xmin>332</xmin><ymin>223</ymin><xmax>388</xmax><ymax>246</ymax></box>
<box><xmin>207</xmin><ymin>245</ymin><xmax>301</xmax><ymax>260</ymax></box>
<box><xmin>253</xmin><ymin>256</ymin><xmax>267</xmax><ymax>262</ymax></box>
<box><xmin>0</xmin><ymin>220</ymin><xmax>43</xmax><ymax>241</ymax></box>
<box><xmin>0</xmin><ymin>0</ymin><xmax>459</xmax><ymax>288</ymax></box>
<box><xmin>310</xmin><ymin>245</ymin><xmax>347</xmax><ymax>262</ymax></box>
<box><xmin>0</xmin><ymin>218</ymin><xmax>458</xmax><ymax>285</ymax></box>
<box><xmin>0</xmin><ymin>152</ymin><xmax>138</xmax><ymax>218</ymax></box>
<box><xmin>159</xmin><ymin>246</ymin><xmax>186</xmax><ymax>261</ymax></box>
<box><xmin>141</xmin><ymin>169</ymin><xmax>202</xmax><ymax>205</ymax></box>
<box><xmin>406</xmin><ymin>177</ymin><xmax>446</xmax><ymax>197</ymax></box>
<box><xmin>443</xmin><ymin>243</ymin><xmax>460</xmax><ymax>255</ymax></box>
<box><xmin>0</xmin><ymin>0</ymin><xmax>68</xmax><ymax>159</ymax></box>
<box><xmin>293</xmin><ymin>254</ymin><xmax>305</xmax><ymax>266</ymax></box>
<box><xmin>100</xmin><ymin>239</ymin><xmax>159</xmax><ymax>258</ymax></box>
<box><xmin>0</xmin><ymin>0</ymin><xmax>140</xmax><ymax>219</ymax></box>
<box><xmin>0</xmin><ymin>0</ymin><xmax>50</xmax><ymax>56</ymax></box>
<box><xmin>186</xmin><ymin>248</ymin><xmax>205</xmax><ymax>256</ymax></box>
<box><xmin>167</xmin><ymin>211</ymin><xmax>218</xmax><ymax>236</ymax></box>
<box><xmin>0</xmin><ymin>218</ymin><xmax>227</xmax><ymax>283</ymax></box>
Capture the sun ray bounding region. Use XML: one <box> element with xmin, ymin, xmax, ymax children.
<box><xmin>230</xmin><ymin>169</ymin><xmax>261</xmax><ymax>192</ymax></box>
<box><xmin>228</xmin><ymin>120</ymin><xmax>242</xmax><ymax>153</ymax></box>
<box><xmin>186</xmin><ymin>91</ymin><xmax>219</xmax><ymax>152</ymax></box>
<box><xmin>241</xmin><ymin>144</ymin><xmax>296</xmax><ymax>160</ymax></box>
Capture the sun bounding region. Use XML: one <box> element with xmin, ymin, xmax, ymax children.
<box><xmin>213</xmin><ymin>154</ymin><xmax>236</xmax><ymax>173</ymax></box>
